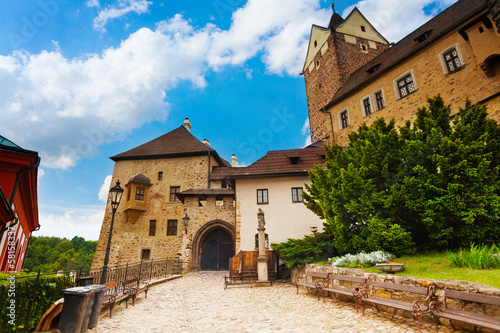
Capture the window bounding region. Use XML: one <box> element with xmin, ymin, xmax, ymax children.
<box><xmin>149</xmin><ymin>220</ymin><xmax>156</xmax><ymax>236</ymax></box>
<box><xmin>362</xmin><ymin>97</ymin><xmax>372</xmax><ymax>116</ymax></box>
<box><xmin>338</xmin><ymin>109</ymin><xmax>350</xmax><ymax>129</ymax></box>
<box><xmin>135</xmin><ymin>187</ymin><xmax>145</xmax><ymax>201</ymax></box>
<box><xmin>167</xmin><ymin>220</ymin><xmax>177</xmax><ymax>236</ymax></box>
<box><xmin>361</xmin><ymin>25</ymin><xmax>366</xmax><ymax>32</ymax></box>
<box><xmin>441</xmin><ymin>46</ymin><xmax>464</xmax><ymax>74</ymax></box>
<box><xmin>158</xmin><ymin>172</ymin><xmax>163</xmax><ymax>180</ymax></box>
<box><xmin>316</xmin><ymin>60</ymin><xmax>320</xmax><ymax>68</ymax></box>
<box><xmin>170</xmin><ymin>186</ymin><xmax>180</xmax><ymax>202</ymax></box>
<box><xmin>374</xmin><ymin>90</ymin><xmax>385</xmax><ymax>111</ymax></box>
<box><xmin>414</xmin><ymin>30</ymin><xmax>432</xmax><ymax>44</ymax></box>
<box><xmin>255</xmin><ymin>233</ymin><xmax>269</xmax><ymax>249</ymax></box>
<box><xmin>314</xmin><ymin>40</ymin><xmax>317</xmax><ymax>47</ymax></box>
<box><xmin>257</xmin><ymin>189</ymin><xmax>268</xmax><ymax>204</ymax></box>
<box><xmin>141</xmin><ymin>249</ymin><xmax>150</xmax><ymax>260</ymax></box>
<box><xmin>292</xmin><ymin>187</ymin><xmax>303</xmax><ymax>203</ymax></box>
<box><xmin>360</xmin><ymin>44</ymin><xmax>367</xmax><ymax>52</ymax></box>
<box><xmin>396</xmin><ymin>73</ymin><xmax>417</xmax><ymax>99</ymax></box>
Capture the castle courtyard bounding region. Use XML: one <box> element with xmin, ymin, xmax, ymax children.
<box><xmin>88</xmin><ymin>272</ymin><xmax>448</xmax><ymax>333</ymax></box>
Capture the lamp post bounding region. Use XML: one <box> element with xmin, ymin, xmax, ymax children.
<box><xmin>183</xmin><ymin>213</ymin><xmax>190</xmax><ymax>234</ymax></box>
<box><xmin>100</xmin><ymin>180</ymin><xmax>124</xmax><ymax>284</ymax></box>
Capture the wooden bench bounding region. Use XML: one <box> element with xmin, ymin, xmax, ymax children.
<box><xmin>319</xmin><ymin>274</ymin><xmax>367</xmax><ymax>312</ymax></box>
<box><xmin>429</xmin><ymin>287</ymin><xmax>500</xmax><ymax>332</ymax></box>
<box><xmin>122</xmin><ymin>277</ymin><xmax>150</xmax><ymax>306</ymax></box>
<box><xmin>359</xmin><ymin>281</ymin><xmax>434</xmax><ymax>332</ymax></box>
<box><xmin>296</xmin><ymin>271</ymin><xmax>330</xmax><ymax>300</ymax></box>
<box><xmin>101</xmin><ymin>281</ymin><xmax>131</xmax><ymax>318</ymax></box>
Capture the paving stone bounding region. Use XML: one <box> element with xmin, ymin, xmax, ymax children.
<box><xmin>88</xmin><ymin>271</ymin><xmax>450</xmax><ymax>333</ymax></box>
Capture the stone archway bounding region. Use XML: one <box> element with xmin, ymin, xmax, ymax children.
<box><xmin>191</xmin><ymin>220</ymin><xmax>236</xmax><ymax>271</ymax></box>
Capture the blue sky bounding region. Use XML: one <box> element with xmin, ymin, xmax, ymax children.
<box><xmin>0</xmin><ymin>0</ymin><xmax>457</xmax><ymax>240</ymax></box>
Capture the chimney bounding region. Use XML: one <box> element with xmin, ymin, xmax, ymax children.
<box><xmin>231</xmin><ymin>154</ymin><xmax>237</xmax><ymax>167</ymax></box>
<box><xmin>202</xmin><ymin>139</ymin><xmax>211</xmax><ymax>148</ymax></box>
<box><xmin>183</xmin><ymin>118</ymin><xmax>191</xmax><ymax>132</ymax></box>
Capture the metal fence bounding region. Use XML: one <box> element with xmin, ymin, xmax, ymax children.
<box><xmin>0</xmin><ymin>257</ymin><xmax>183</xmax><ymax>332</ymax></box>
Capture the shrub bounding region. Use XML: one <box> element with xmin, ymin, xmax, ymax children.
<box><xmin>448</xmin><ymin>243</ymin><xmax>500</xmax><ymax>269</ymax></box>
<box><xmin>332</xmin><ymin>250</ymin><xmax>392</xmax><ymax>267</ymax></box>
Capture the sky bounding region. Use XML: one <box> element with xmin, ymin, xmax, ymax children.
<box><xmin>0</xmin><ymin>0</ymin><xmax>457</xmax><ymax>241</ymax></box>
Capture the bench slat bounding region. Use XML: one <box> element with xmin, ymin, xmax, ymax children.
<box><xmin>372</xmin><ymin>281</ymin><xmax>428</xmax><ymax>295</ymax></box>
<box><xmin>445</xmin><ymin>289</ymin><xmax>500</xmax><ymax>306</ymax></box>
<box><xmin>323</xmin><ymin>286</ymin><xmax>354</xmax><ymax>296</ymax></box>
<box><xmin>365</xmin><ymin>296</ymin><xmax>428</xmax><ymax>312</ymax></box>
<box><xmin>434</xmin><ymin>310</ymin><xmax>500</xmax><ymax>330</ymax></box>
<box><xmin>330</xmin><ymin>274</ymin><xmax>366</xmax><ymax>284</ymax></box>
<box><xmin>306</xmin><ymin>271</ymin><xmax>329</xmax><ymax>279</ymax></box>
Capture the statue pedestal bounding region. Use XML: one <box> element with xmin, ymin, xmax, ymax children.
<box><xmin>257</xmin><ymin>256</ymin><xmax>268</xmax><ymax>282</ymax></box>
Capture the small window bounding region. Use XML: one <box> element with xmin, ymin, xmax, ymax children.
<box><xmin>221</xmin><ymin>180</ymin><xmax>227</xmax><ymax>188</ymax></box>
<box><xmin>158</xmin><ymin>172</ymin><xmax>163</xmax><ymax>181</ymax></box>
<box><xmin>374</xmin><ymin>90</ymin><xmax>385</xmax><ymax>111</ymax></box>
<box><xmin>442</xmin><ymin>47</ymin><xmax>463</xmax><ymax>74</ymax></box>
<box><xmin>396</xmin><ymin>73</ymin><xmax>417</xmax><ymax>99</ymax></box>
<box><xmin>141</xmin><ymin>249</ymin><xmax>150</xmax><ymax>260</ymax></box>
<box><xmin>170</xmin><ymin>186</ymin><xmax>180</xmax><ymax>202</ymax></box>
<box><xmin>255</xmin><ymin>233</ymin><xmax>269</xmax><ymax>249</ymax></box>
<box><xmin>167</xmin><ymin>220</ymin><xmax>177</xmax><ymax>236</ymax></box>
<box><xmin>316</xmin><ymin>60</ymin><xmax>320</xmax><ymax>68</ymax></box>
<box><xmin>362</xmin><ymin>97</ymin><xmax>372</xmax><ymax>117</ymax></box>
<box><xmin>479</xmin><ymin>26</ymin><xmax>484</xmax><ymax>33</ymax></box>
<box><xmin>338</xmin><ymin>109</ymin><xmax>350</xmax><ymax>129</ymax></box>
<box><xmin>292</xmin><ymin>187</ymin><xmax>303</xmax><ymax>203</ymax></box>
<box><xmin>361</xmin><ymin>44</ymin><xmax>367</xmax><ymax>52</ymax></box>
<box><xmin>257</xmin><ymin>189</ymin><xmax>268</xmax><ymax>204</ymax></box>
<box><xmin>149</xmin><ymin>220</ymin><xmax>156</xmax><ymax>236</ymax></box>
<box><xmin>414</xmin><ymin>30</ymin><xmax>432</xmax><ymax>44</ymax></box>
<box><xmin>135</xmin><ymin>187</ymin><xmax>145</xmax><ymax>201</ymax></box>
<box><xmin>361</xmin><ymin>25</ymin><xmax>366</xmax><ymax>32</ymax></box>
<box><xmin>314</xmin><ymin>40</ymin><xmax>317</xmax><ymax>47</ymax></box>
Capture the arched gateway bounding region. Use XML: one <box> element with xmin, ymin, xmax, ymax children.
<box><xmin>191</xmin><ymin>220</ymin><xmax>235</xmax><ymax>271</ymax></box>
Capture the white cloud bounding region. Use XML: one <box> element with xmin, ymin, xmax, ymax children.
<box><xmin>0</xmin><ymin>0</ymin><xmax>454</xmax><ymax>170</ymax></box>
<box><xmin>344</xmin><ymin>0</ymin><xmax>458</xmax><ymax>43</ymax></box>
<box><xmin>98</xmin><ymin>175</ymin><xmax>113</xmax><ymax>203</ymax></box>
<box><xmin>38</xmin><ymin>205</ymin><xmax>105</xmax><ymax>241</ymax></box>
<box><xmin>86</xmin><ymin>0</ymin><xmax>100</xmax><ymax>8</ymax></box>
<box><xmin>93</xmin><ymin>0</ymin><xmax>152</xmax><ymax>32</ymax></box>
<box><xmin>301</xmin><ymin>117</ymin><xmax>310</xmax><ymax>135</ymax></box>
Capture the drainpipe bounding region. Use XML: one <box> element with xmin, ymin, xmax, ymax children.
<box><xmin>322</xmin><ymin>107</ymin><xmax>335</xmax><ymax>144</ymax></box>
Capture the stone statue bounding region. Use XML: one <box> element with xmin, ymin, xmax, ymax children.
<box><xmin>257</xmin><ymin>208</ymin><xmax>265</xmax><ymax>229</ymax></box>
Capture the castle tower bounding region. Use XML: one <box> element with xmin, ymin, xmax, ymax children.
<box><xmin>303</xmin><ymin>5</ymin><xmax>389</xmax><ymax>143</ymax></box>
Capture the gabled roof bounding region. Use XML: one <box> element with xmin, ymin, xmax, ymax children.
<box><xmin>325</xmin><ymin>0</ymin><xmax>488</xmax><ymax>108</ymax></box>
<box><xmin>111</xmin><ymin>126</ymin><xmax>229</xmax><ymax>166</ymax></box>
<box><xmin>213</xmin><ymin>146</ymin><xmax>326</xmax><ymax>179</ymax></box>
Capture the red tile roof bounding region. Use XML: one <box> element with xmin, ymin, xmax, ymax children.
<box><xmin>212</xmin><ymin>145</ymin><xmax>326</xmax><ymax>179</ymax></box>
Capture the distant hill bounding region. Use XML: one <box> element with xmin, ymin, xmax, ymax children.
<box><xmin>23</xmin><ymin>236</ymin><xmax>97</xmax><ymax>273</ymax></box>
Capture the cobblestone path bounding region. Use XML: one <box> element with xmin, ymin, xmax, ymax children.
<box><xmin>88</xmin><ymin>271</ymin><xmax>445</xmax><ymax>333</ymax></box>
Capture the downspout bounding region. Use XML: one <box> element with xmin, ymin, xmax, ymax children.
<box><xmin>207</xmin><ymin>150</ymin><xmax>211</xmax><ymax>188</ymax></box>
<box><xmin>322</xmin><ymin>107</ymin><xmax>335</xmax><ymax>144</ymax></box>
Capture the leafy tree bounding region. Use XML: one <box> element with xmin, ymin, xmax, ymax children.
<box><xmin>301</xmin><ymin>96</ymin><xmax>500</xmax><ymax>259</ymax></box>
<box><xmin>22</xmin><ymin>236</ymin><xmax>97</xmax><ymax>273</ymax></box>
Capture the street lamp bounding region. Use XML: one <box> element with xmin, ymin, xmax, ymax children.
<box><xmin>183</xmin><ymin>213</ymin><xmax>190</xmax><ymax>234</ymax></box>
<box><xmin>100</xmin><ymin>180</ymin><xmax>124</xmax><ymax>284</ymax></box>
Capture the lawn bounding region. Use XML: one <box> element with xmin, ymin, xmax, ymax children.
<box><xmin>354</xmin><ymin>252</ymin><xmax>500</xmax><ymax>289</ymax></box>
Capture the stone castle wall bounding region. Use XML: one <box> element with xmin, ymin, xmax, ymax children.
<box><xmin>91</xmin><ymin>154</ymin><xmax>234</xmax><ymax>270</ymax></box>
<box><xmin>304</xmin><ymin>31</ymin><xmax>388</xmax><ymax>143</ymax></box>
<box><xmin>315</xmin><ymin>15</ymin><xmax>500</xmax><ymax>146</ymax></box>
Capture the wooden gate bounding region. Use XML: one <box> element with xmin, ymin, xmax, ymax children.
<box><xmin>228</xmin><ymin>250</ymin><xmax>277</xmax><ymax>281</ymax></box>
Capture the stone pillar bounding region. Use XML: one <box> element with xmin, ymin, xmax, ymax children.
<box><xmin>257</xmin><ymin>208</ymin><xmax>269</xmax><ymax>282</ymax></box>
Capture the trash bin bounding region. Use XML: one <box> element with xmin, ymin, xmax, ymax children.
<box><xmin>77</xmin><ymin>276</ymin><xmax>95</xmax><ymax>286</ymax></box>
<box><xmin>87</xmin><ymin>284</ymin><xmax>109</xmax><ymax>329</ymax></box>
<box><xmin>58</xmin><ymin>286</ymin><xmax>97</xmax><ymax>333</ymax></box>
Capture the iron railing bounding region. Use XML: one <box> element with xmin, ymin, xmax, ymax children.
<box><xmin>0</xmin><ymin>257</ymin><xmax>183</xmax><ymax>332</ymax></box>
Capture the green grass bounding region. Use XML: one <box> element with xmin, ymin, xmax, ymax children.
<box><xmin>355</xmin><ymin>252</ymin><xmax>500</xmax><ymax>289</ymax></box>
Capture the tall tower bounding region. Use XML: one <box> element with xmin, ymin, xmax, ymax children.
<box><xmin>303</xmin><ymin>5</ymin><xmax>389</xmax><ymax>143</ymax></box>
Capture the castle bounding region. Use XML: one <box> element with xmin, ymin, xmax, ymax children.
<box><xmin>304</xmin><ymin>0</ymin><xmax>500</xmax><ymax>145</ymax></box>
<box><xmin>93</xmin><ymin>0</ymin><xmax>500</xmax><ymax>272</ymax></box>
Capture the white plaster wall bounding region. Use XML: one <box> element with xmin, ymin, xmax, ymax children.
<box><xmin>236</xmin><ymin>175</ymin><xmax>324</xmax><ymax>251</ymax></box>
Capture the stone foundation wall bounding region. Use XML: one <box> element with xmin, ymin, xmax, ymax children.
<box><xmin>293</xmin><ymin>264</ymin><xmax>500</xmax><ymax>332</ymax></box>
